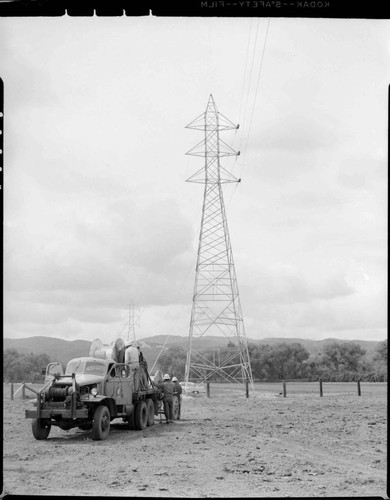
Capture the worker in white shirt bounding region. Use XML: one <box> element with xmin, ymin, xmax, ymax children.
<box><xmin>125</xmin><ymin>341</ymin><xmax>140</xmax><ymax>391</ymax></box>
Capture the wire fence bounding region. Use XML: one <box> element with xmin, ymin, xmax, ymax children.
<box><xmin>6</xmin><ymin>379</ymin><xmax>387</xmax><ymax>402</ymax></box>
<box><xmin>201</xmin><ymin>380</ymin><xmax>387</xmax><ymax>399</ymax></box>
<box><xmin>7</xmin><ymin>382</ymin><xmax>42</xmax><ymax>400</ymax></box>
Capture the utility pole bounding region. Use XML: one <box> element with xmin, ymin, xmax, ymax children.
<box><xmin>184</xmin><ymin>95</ymin><xmax>254</xmax><ymax>391</ymax></box>
<box><xmin>126</xmin><ymin>302</ymin><xmax>139</xmax><ymax>345</ymax></box>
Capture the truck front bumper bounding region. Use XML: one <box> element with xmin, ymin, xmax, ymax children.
<box><xmin>25</xmin><ymin>408</ymin><xmax>88</xmax><ymax>419</ymax></box>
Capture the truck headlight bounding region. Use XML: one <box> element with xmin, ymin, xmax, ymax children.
<box><xmin>91</xmin><ymin>387</ymin><xmax>98</xmax><ymax>397</ymax></box>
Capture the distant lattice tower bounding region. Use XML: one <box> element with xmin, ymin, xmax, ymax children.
<box><xmin>125</xmin><ymin>302</ymin><xmax>139</xmax><ymax>345</ymax></box>
<box><xmin>184</xmin><ymin>95</ymin><xmax>254</xmax><ymax>390</ymax></box>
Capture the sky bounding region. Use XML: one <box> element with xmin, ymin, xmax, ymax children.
<box><xmin>1</xmin><ymin>15</ymin><xmax>388</xmax><ymax>344</ymax></box>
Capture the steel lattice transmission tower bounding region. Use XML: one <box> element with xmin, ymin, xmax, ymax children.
<box><xmin>125</xmin><ymin>302</ymin><xmax>139</xmax><ymax>345</ymax></box>
<box><xmin>184</xmin><ymin>95</ymin><xmax>254</xmax><ymax>390</ymax></box>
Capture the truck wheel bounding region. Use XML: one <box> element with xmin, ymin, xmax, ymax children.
<box><xmin>127</xmin><ymin>409</ymin><xmax>136</xmax><ymax>430</ymax></box>
<box><xmin>172</xmin><ymin>395</ymin><xmax>180</xmax><ymax>420</ymax></box>
<box><xmin>32</xmin><ymin>418</ymin><xmax>51</xmax><ymax>440</ymax></box>
<box><xmin>134</xmin><ymin>401</ymin><xmax>148</xmax><ymax>430</ymax></box>
<box><xmin>146</xmin><ymin>399</ymin><xmax>155</xmax><ymax>426</ymax></box>
<box><xmin>92</xmin><ymin>405</ymin><xmax>110</xmax><ymax>440</ymax></box>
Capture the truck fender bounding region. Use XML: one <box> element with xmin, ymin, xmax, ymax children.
<box><xmin>93</xmin><ymin>398</ymin><xmax>116</xmax><ymax>419</ymax></box>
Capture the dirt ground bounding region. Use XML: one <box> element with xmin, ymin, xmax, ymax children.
<box><xmin>2</xmin><ymin>383</ymin><xmax>388</xmax><ymax>498</ymax></box>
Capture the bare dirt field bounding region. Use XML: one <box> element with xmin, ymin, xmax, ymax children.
<box><xmin>2</xmin><ymin>382</ymin><xmax>388</xmax><ymax>498</ymax></box>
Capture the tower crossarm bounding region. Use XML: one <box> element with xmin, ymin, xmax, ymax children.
<box><xmin>185</xmin><ymin>95</ymin><xmax>241</xmax><ymax>185</ymax></box>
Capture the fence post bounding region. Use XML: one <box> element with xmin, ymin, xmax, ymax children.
<box><xmin>206</xmin><ymin>382</ymin><xmax>210</xmax><ymax>398</ymax></box>
<box><xmin>10</xmin><ymin>382</ymin><xmax>14</xmax><ymax>401</ymax></box>
<box><xmin>245</xmin><ymin>379</ymin><xmax>249</xmax><ymax>398</ymax></box>
<box><xmin>282</xmin><ymin>381</ymin><xmax>287</xmax><ymax>398</ymax></box>
<box><xmin>357</xmin><ymin>379</ymin><xmax>361</xmax><ymax>396</ymax></box>
<box><xmin>319</xmin><ymin>378</ymin><xmax>323</xmax><ymax>397</ymax></box>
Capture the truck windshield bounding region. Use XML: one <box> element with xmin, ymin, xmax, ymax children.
<box><xmin>66</xmin><ymin>360</ymin><xmax>106</xmax><ymax>376</ymax></box>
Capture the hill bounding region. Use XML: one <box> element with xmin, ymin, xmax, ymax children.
<box><xmin>3</xmin><ymin>335</ymin><xmax>383</xmax><ymax>372</ymax></box>
<box><xmin>3</xmin><ymin>336</ymin><xmax>91</xmax><ymax>365</ymax></box>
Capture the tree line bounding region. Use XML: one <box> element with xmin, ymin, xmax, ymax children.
<box><xmin>247</xmin><ymin>340</ymin><xmax>387</xmax><ymax>382</ymax></box>
<box><xmin>3</xmin><ymin>349</ymin><xmax>52</xmax><ymax>383</ymax></box>
<box><xmin>155</xmin><ymin>340</ymin><xmax>388</xmax><ymax>383</ymax></box>
<box><xmin>4</xmin><ymin>340</ymin><xmax>387</xmax><ymax>383</ymax></box>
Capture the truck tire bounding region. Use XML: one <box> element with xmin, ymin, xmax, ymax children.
<box><xmin>127</xmin><ymin>409</ymin><xmax>136</xmax><ymax>430</ymax></box>
<box><xmin>146</xmin><ymin>398</ymin><xmax>155</xmax><ymax>426</ymax></box>
<box><xmin>32</xmin><ymin>418</ymin><xmax>51</xmax><ymax>440</ymax></box>
<box><xmin>92</xmin><ymin>405</ymin><xmax>110</xmax><ymax>440</ymax></box>
<box><xmin>172</xmin><ymin>395</ymin><xmax>180</xmax><ymax>420</ymax></box>
<box><xmin>134</xmin><ymin>401</ymin><xmax>148</xmax><ymax>430</ymax></box>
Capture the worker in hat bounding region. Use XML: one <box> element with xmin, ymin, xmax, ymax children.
<box><xmin>125</xmin><ymin>341</ymin><xmax>140</xmax><ymax>391</ymax></box>
<box><xmin>154</xmin><ymin>373</ymin><xmax>175</xmax><ymax>424</ymax></box>
<box><xmin>172</xmin><ymin>377</ymin><xmax>182</xmax><ymax>420</ymax></box>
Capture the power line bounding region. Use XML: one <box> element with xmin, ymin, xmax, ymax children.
<box><xmin>238</xmin><ymin>18</ymin><xmax>261</xmax><ymax>156</ymax></box>
<box><xmin>240</xmin><ymin>18</ymin><xmax>271</xmax><ymax>174</ymax></box>
<box><xmin>228</xmin><ymin>18</ymin><xmax>270</xmax><ymax>208</ymax></box>
<box><xmin>237</xmin><ymin>18</ymin><xmax>255</xmax><ymax>135</ymax></box>
<box><xmin>150</xmin><ymin>334</ymin><xmax>171</xmax><ymax>374</ymax></box>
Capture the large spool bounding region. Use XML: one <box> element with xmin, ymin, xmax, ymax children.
<box><xmin>114</xmin><ymin>337</ymin><xmax>125</xmax><ymax>363</ymax></box>
<box><xmin>89</xmin><ymin>339</ymin><xmax>104</xmax><ymax>357</ymax></box>
<box><xmin>89</xmin><ymin>338</ymin><xmax>126</xmax><ymax>362</ymax></box>
<box><xmin>89</xmin><ymin>339</ymin><xmax>116</xmax><ymax>361</ymax></box>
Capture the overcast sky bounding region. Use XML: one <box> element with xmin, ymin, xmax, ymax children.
<box><xmin>1</xmin><ymin>16</ymin><xmax>388</xmax><ymax>344</ymax></box>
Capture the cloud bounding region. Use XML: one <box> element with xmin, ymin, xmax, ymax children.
<box><xmin>2</xmin><ymin>17</ymin><xmax>388</xmax><ymax>344</ymax></box>
<box><xmin>337</xmin><ymin>151</ymin><xmax>387</xmax><ymax>190</ymax></box>
<box><xmin>242</xmin><ymin>288</ymin><xmax>387</xmax><ymax>341</ymax></box>
<box><xmin>255</xmin><ymin>113</ymin><xmax>340</xmax><ymax>153</ymax></box>
<box><xmin>4</xmin><ymin>178</ymin><xmax>195</xmax><ymax>306</ymax></box>
<box><xmin>240</xmin><ymin>264</ymin><xmax>355</xmax><ymax>307</ymax></box>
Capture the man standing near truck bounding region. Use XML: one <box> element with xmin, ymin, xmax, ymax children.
<box><xmin>125</xmin><ymin>341</ymin><xmax>140</xmax><ymax>391</ymax></box>
<box><xmin>154</xmin><ymin>373</ymin><xmax>175</xmax><ymax>424</ymax></box>
<box><xmin>172</xmin><ymin>377</ymin><xmax>182</xmax><ymax>420</ymax></box>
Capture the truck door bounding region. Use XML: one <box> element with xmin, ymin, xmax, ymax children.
<box><xmin>105</xmin><ymin>363</ymin><xmax>132</xmax><ymax>404</ymax></box>
<box><xmin>45</xmin><ymin>362</ymin><xmax>64</xmax><ymax>384</ymax></box>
